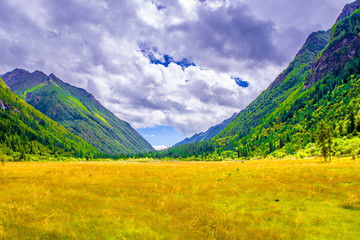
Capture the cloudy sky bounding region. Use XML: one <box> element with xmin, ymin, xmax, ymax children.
<box><xmin>0</xmin><ymin>0</ymin><xmax>353</xmax><ymax>147</ymax></box>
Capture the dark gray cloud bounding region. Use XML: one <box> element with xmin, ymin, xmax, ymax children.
<box><xmin>170</xmin><ymin>3</ymin><xmax>284</xmax><ymax>66</ymax></box>
<box><xmin>247</xmin><ymin>0</ymin><xmax>351</xmax><ymax>58</ymax></box>
<box><xmin>0</xmin><ymin>0</ymin><xmax>354</xmax><ymax>137</ymax></box>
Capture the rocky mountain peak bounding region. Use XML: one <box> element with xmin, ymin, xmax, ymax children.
<box><xmin>2</xmin><ymin>68</ymin><xmax>48</xmax><ymax>93</ymax></box>
<box><xmin>336</xmin><ymin>0</ymin><xmax>360</xmax><ymax>22</ymax></box>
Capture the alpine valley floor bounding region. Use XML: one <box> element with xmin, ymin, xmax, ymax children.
<box><xmin>0</xmin><ymin>158</ymin><xmax>359</xmax><ymax>239</ymax></box>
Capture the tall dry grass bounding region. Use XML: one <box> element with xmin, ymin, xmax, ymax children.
<box><xmin>0</xmin><ymin>158</ymin><xmax>359</xmax><ymax>239</ymax></box>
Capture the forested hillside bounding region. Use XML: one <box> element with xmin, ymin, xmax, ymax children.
<box><xmin>147</xmin><ymin>3</ymin><xmax>360</xmax><ymax>160</ymax></box>
<box><xmin>2</xmin><ymin>69</ymin><xmax>154</xmax><ymax>156</ymax></box>
<box><xmin>0</xmin><ymin>78</ymin><xmax>99</xmax><ymax>160</ymax></box>
<box><xmin>215</xmin><ymin>7</ymin><xmax>360</xmax><ymax>159</ymax></box>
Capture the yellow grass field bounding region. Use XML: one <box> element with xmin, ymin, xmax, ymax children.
<box><xmin>0</xmin><ymin>158</ymin><xmax>359</xmax><ymax>239</ymax></box>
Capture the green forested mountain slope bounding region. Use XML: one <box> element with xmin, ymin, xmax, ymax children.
<box><xmin>217</xmin><ymin>30</ymin><xmax>329</xmax><ymax>141</ymax></box>
<box><xmin>148</xmin><ymin>2</ymin><xmax>360</xmax><ymax>160</ymax></box>
<box><xmin>0</xmin><ymin>78</ymin><xmax>99</xmax><ymax>159</ymax></box>
<box><xmin>213</xmin><ymin>5</ymin><xmax>360</xmax><ymax>158</ymax></box>
<box><xmin>2</xmin><ymin>69</ymin><xmax>154</xmax><ymax>155</ymax></box>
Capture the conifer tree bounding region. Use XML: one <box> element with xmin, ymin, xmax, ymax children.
<box><xmin>349</xmin><ymin>111</ymin><xmax>355</xmax><ymax>134</ymax></box>
<box><xmin>317</xmin><ymin>120</ymin><xmax>328</xmax><ymax>161</ymax></box>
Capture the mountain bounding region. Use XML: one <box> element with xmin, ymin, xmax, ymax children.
<box><xmin>152</xmin><ymin>0</ymin><xmax>360</xmax><ymax>160</ymax></box>
<box><xmin>336</xmin><ymin>0</ymin><xmax>360</xmax><ymax>22</ymax></box>
<box><xmin>2</xmin><ymin>69</ymin><xmax>154</xmax><ymax>155</ymax></box>
<box><xmin>175</xmin><ymin>112</ymin><xmax>237</xmax><ymax>146</ymax></box>
<box><xmin>212</xmin><ymin>0</ymin><xmax>360</xmax><ymax>158</ymax></box>
<box><xmin>217</xmin><ymin>29</ymin><xmax>330</xmax><ymax>141</ymax></box>
<box><xmin>0</xmin><ymin>77</ymin><xmax>99</xmax><ymax>159</ymax></box>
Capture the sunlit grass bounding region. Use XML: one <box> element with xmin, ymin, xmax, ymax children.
<box><xmin>0</xmin><ymin>158</ymin><xmax>359</xmax><ymax>239</ymax></box>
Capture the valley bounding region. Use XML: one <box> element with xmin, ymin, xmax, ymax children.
<box><xmin>1</xmin><ymin>1</ymin><xmax>360</xmax><ymax>239</ymax></box>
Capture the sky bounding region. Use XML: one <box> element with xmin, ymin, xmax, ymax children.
<box><xmin>0</xmin><ymin>0</ymin><xmax>354</xmax><ymax>148</ymax></box>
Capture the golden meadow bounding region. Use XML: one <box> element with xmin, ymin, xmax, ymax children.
<box><xmin>0</xmin><ymin>158</ymin><xmax>359</xmax><ymax>239</ymax></box>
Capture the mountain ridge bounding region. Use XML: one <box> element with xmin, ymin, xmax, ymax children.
<box><xmin>0</xmin><ymin>77</ymin><xmax>99</xmax><ymax>159</ymax></box>
<box><xmin>2</xmin><ymin>69</ymin><xmax>154</xmax><ymax>155</ymax></box>
<box><xmin>149</xmin><ymin>0</ymin><xmax>360</xmax><ymax>160</ymax></box>
<box><xmin>336</xmin><ymin>0</ymin><xmax>360</xmax><ymax>22</ymax></box>
<box><xmin>213</xmin><ymin>2</ymin><xmax>360</xmax><ymax>158</ymax></box>
<box><xmin>217</xmin><ymin>29</ymin><xmax>330</xmax><ymax>140</ymax></box>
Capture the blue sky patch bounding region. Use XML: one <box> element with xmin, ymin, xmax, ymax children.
<box><xmin>137</xmin><ymin>126</ymin><xmax>183</xmax><ymax>147</ymax></box>
<box><xmin>232</xmin><ymin>77</ymin><xmax>249</xmax><ymax>88</ymax></box>
<box><xmin>152</xmin><ymin>1</ymin><xmax>166</xmax><ymax>10</ymax></box>
<box><xmin>155</xmin><ymin>4</ymin><xmax>166</xmax><ymax>10</ymax></box>
<box><xmin>140</xmin><ymin>43</ymin><xmax>195</xmax><ymax>70</ymax></box>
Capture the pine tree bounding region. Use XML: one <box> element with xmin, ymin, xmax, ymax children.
<box><xmin>349</xmin><ymin>111</ymin><xmax>355</xmax><ymax>134</ymax></box>
<box><xmin>269</xmin><ymin>141</ymin><xmax>275</xmax><ymax>153</ymax></box>
<box><xmin>317</xmin><ymin>120</ymin><xmax>328</xmax><ymax>161</ymax></box>
<box><xmin>279</xmin><ymin>137</ymin><xmax>284</xmax><ymax>148</ymax></box>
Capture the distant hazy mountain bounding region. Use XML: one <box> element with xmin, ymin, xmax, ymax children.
<box><xmin>2</xmin><ymin>69</ymin><xmax>154</xmax><ymax>155</ymax></box>
<box><xmin>175</xmin><ymin>113</ymin><xmax>237</xmax><ymax>146</ymax></box>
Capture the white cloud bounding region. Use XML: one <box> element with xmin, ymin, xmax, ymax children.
<box><xmin>144</xmin><ymin>135</ymin><xmax>156</xmax><ymax>138</ymax></box>
<box><xmin>137</xmin><ymin>2</ymin><xmax>165</xmax><ymax>29</ymax></box>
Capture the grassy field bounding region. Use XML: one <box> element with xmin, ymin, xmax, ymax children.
<box><xmin>0</xmin><ymin>158</ymin><xmax>359</xmax><ymax>239</ymax></box>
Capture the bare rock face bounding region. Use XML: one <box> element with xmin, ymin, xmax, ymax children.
<box><xmin>336</xmin><ymin>0</ymin><xmax>360</xmax><ymax>23</ymax></box>
<box><xmin>0</xmin><ymin>100</ymin><xmax>5</xmax><ymax>110</ymax></box>
<box><xmin>268</xmin><ymin>31</ymin><xmax>329</xmax><ymax>90</ymax></box>
<box><xmin>305</xmin><ymin>5</ymin><xmax>360</xmax><ymax>89</ymax></box>
<box><xmin>305</xmin><ymin>35</ymin><xmax>360</xmax><ymax>88</ymax></box>
<box><xmin>1</xmin><ymin>69</ymin><xmax>47</xmax><ymax>94</ymax></box>
<box><xmin>0</xmin><ymin>100</ymin><xmax>12</xmax><ymax>111</ymax></box>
